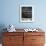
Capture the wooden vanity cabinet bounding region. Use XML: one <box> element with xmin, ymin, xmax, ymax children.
<box><xmin>2</xmin><ymin>31</ymin><xmax>45</xmax><ymax>46</ymax></box>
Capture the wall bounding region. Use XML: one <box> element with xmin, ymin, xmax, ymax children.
<box><xmin>0</xmin><ymin>0</ymin><xmax>46</xmax><ymax>29</ymax></box>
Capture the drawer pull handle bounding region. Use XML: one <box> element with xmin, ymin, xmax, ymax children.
<box><xmin>32</xmin><ymin>39</ymin><xmax>36</xmax><ymax>40</ymax></box>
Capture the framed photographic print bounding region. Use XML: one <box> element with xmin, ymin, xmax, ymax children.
<box><xmin>20</xmin><ymin>5</ymin><xmax>34</xmax><ymax>22</ymax></box>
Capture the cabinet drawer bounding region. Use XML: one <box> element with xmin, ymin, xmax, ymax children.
<box><xmin>3</xmin><ymin>43</ymin><xmax>23</xmax><ymax>46</ymax></box>
<box><xmin>24</xmin><ymin>32</ymin><xmax>44</xmax><ymax>36</ymax></box>
<box><xmin>3</xmin><ymin>32</ymin><xmax>23</xmax><ymax>36</ymax></box>
<box><xmin>32</xmin><ymin>36</ymin><xmax>45</xmax><ymax>44</ymax></box>
<box><xmin>32</xmin><ymin>44</ymin><xmax>44</xmax><ymax>46</ymax></box>
<box><xmin>3</xmin><ymin>36</ymin><xmax>23</xmax><ymax>44</ymax></box>
<box><xmin>3</xmin><ymin>44</ymin><xmax>15</xmax><ymax>46</ymax></box>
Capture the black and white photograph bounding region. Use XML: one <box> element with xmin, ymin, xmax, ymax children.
<box><xmin>20</xmin><ymin>5</ymin><xmax>34</xmax><ymax>22</ymax></box>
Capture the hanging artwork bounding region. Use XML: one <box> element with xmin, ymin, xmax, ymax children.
<box><xmin>20</xmin><ymin>5</ymin><xmax>34</xmax><ymax>22</ymax></box>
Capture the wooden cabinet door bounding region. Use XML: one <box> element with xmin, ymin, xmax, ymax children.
<box><xmin>32</xmin><ymin>36</ymin><xmax>45</xmax><ymax>46</ymax></box>
<box><xmin>2</xmin><ymin>32</ymin><xmax>23</xmax><ymax>46</ymax></box>
<box><xmin>24</xmin><ymin>33</ymin><xmax>32</xmax><ymax>46</ymax></box>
